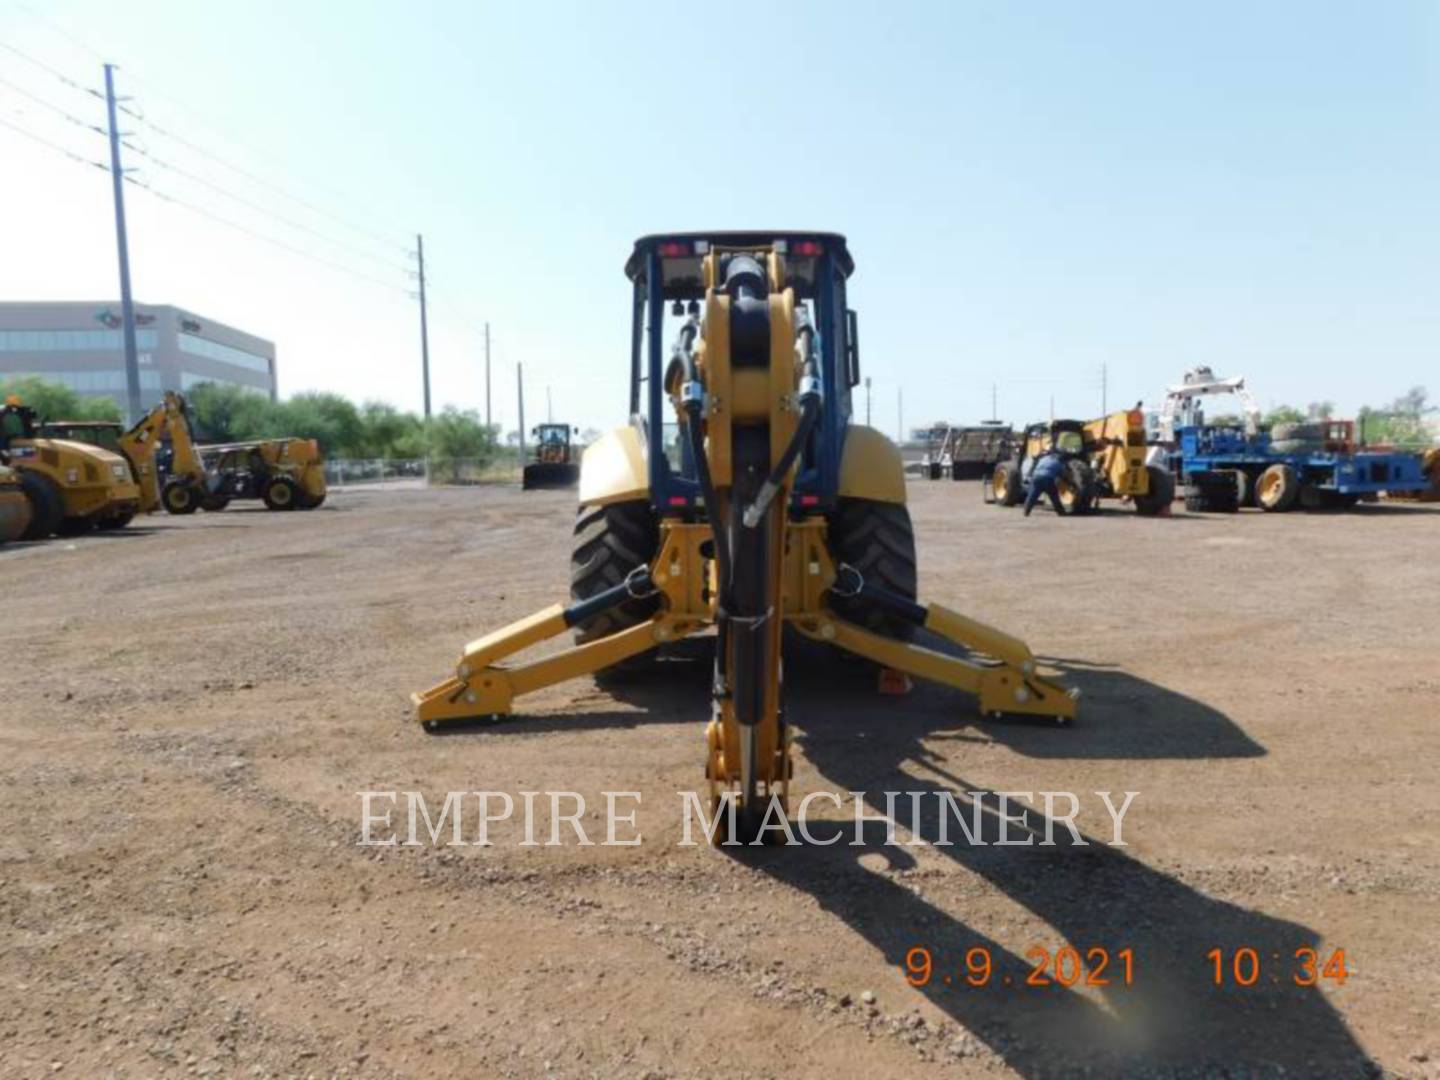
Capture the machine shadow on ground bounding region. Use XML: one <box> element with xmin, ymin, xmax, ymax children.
<box><xmin>731</xmin><ymin>791</ymin><xmax>1372</xmax><ymax>1076</ymax></box>
<box><xmin>730</xmin><ymin>663</ymin><xmax>1367</xmax><ymax>1075</ymax></box>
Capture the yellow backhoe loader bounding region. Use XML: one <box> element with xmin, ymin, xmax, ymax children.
<box><xmin>45</xmin><ymin>391</ymin><xmax>218</xmax><ymax>514</ymax></box>
<box><xmin>414</xmin><ymin>233</ymin><xmax>1077</xmax><ymax>842</ymax></box>
<box><xmin>0</xmin><ymin>397</ymin><xmax>140</xmax><ymax>538</ymax></box>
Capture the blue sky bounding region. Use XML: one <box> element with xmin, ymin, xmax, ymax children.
<box><xmin>1</xmin><ymin>1</ymin><xmax>1435</xmax><ymax>438</ymax></box>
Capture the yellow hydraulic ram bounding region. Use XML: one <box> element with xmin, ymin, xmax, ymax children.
<box><xmin>414</xmin><ymin>238</ymin><xmax>1076</xmax><ymax>843</ymax></box>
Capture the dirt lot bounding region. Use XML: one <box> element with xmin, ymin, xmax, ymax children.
<box><xmin>1</xmin><ymin>482</ymin><xmax>1437</xmax><ymax>1079</ymax></box>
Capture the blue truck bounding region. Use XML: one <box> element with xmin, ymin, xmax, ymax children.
<box><xmin>1167</xmin><ymin>421</ymin><xmax>1431</xmax><ymax>512</ymax></box>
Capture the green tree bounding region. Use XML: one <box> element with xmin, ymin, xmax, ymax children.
<box><xmin>1263</xmin><ymin>405</ymin><xmax>1305</xmax><ymax>428</ymax></box>
<box><xmin>1359</xmin><ymin>386</ymin><xmax>1432</xmax><ymax>446</ymax></box>
<box><xmin>426</xmin><ymin>406</ymin><xmax>496</xmax><ymax>462</ymax></box>
<box><xmin>274</xmin><ymin>391</ymin><xmax>365</xmax><ymax>456</ymax></box>
<box><xmin>0</xmin><ymin>375</ymin><xmax>124</xmax><ymax>423</ymax></box>
<box><xmin>185</xmin><ymin>381</ymin><xmax>278</xmax><ymax>442</ymax></box>
<box><xmin>357</xmin><ymin>400</ymin><xmax>425</xmax><ymax>458</ymax></box>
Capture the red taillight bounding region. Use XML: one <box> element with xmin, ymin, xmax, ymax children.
<box><xmin>791</xmin><ymin>240</ymin><xmax>824</xmax><ymax>257</ymax></box>
<box><xmin>657</xmin><ymin>241</ymin><xmax>692</xmax><ymax>258</ymax></box>
<box><xmin>667</xmin><ymin>495</ymin><xmax>689</xmax><ymax>506</ymax></box>
<box><xmin>798</xmin><ymin>494</ymin><xmax>820</xmax><ymax>507</ymax></box>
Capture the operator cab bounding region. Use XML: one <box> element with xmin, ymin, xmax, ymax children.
<box><xmin>37</xmin><ymin>420</ymin><xmax>124</xmax><ymax>454</ymax></box>
<box><xmin>624</xmin><ymin>232</ymin><xmax>862</xmax><ymax>513</ymax></box>
<box><xmin>0</xmin><ymin>400</ymin><xmax>39</xmax><ymax>449</ymax></box>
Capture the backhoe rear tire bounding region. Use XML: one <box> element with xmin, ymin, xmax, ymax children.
<box><xmin>826</xmin><ymin>498</ymin><xmax>918</xmax><ymax>640</ymax></box>
<box><xmin>18</xmin><ymin>471</ymin><xmax>63</xmax><ymax>540</ymax></box>
<box><xmin>569</xmin><ymin>500</ymin><xmax>661</xmax><ymax>647</ymax></box>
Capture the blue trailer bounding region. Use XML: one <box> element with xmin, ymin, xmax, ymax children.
<box><xmin>1167</xmin><ymin>423</ymin><xmax>1431</xmax><ymax>512</ymax></box>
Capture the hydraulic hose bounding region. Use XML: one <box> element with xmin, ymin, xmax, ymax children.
<box><xmin>684</xmin><ymin>393</ymin><xmax>732</xmax><ymax>611</ymax></box>
<box><xmin>741</xmin><ymin>323</ymin><xmax>823</xmax><ymax>528</ymax></box>
<box><xmin>668</xmin><ymin>315</ymin><xmax>733</xmax><ymax>611</ymax></box>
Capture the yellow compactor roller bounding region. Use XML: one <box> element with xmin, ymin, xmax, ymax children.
<box><xmin>414</xmin><ymin>233</ymin><xmax>1077</xmax><ymax>842</ymax></box>
<box><xmin>0</xmin><ymin>464</ymin><xmax>33</xmax><ymax>544</ymax></box>
<box><xmin>0</xmin><ymin>398</ymin><xmax>140</xmax><ymax>538</ymax></box>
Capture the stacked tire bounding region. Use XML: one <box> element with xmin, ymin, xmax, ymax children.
<box><xmin>1269</xmin><ymin>422</ymin><xmax>1329</xmax><ymax>456</ymax></box>
<box><xmin>1184</xmin><ymin>470</ymin><xmax>1240</xmax><ymax>513</ymax></box>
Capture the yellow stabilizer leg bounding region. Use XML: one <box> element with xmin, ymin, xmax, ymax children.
<box><xmin>412</xmin><ymin>615</ymin><xmax>690</xmax><ymax>727</ymax></box>
<box><xmin>799</xmin><ymin>607</ymin><xmax>1078</xmax><ymax>724</ymax></box>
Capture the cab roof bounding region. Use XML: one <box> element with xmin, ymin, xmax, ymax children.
<box><xmin>625</xmin><ymin>231</ymin><xmax>854</xmax><ymax>282</ymax></box>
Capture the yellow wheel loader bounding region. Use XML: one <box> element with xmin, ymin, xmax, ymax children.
<box><xmin>0</xmin><ymin>398</ymin><xmax>141</xmax><ymax>539</ymax></box>
<box><xmin>522</xmin><ymin>423</ymin><xmax>581</xmax><ymax>489</ymax></box>
<box><xmin>0</xmin><ymin>464</ymin><xmax>33</xmax><ymax>544</ymax></box>
<box><xmin>414</xmin><ymin>233</ymin><xmax>1076</xmax><ymax>842</ymax></box>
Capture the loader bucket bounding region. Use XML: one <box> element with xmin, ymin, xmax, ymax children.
<box><xmin>0</xmin><ymin>484</ymin><xmax>32</xmax><ymax>544</ymax></box>
<box><xmin>521</xmin><ymin>462</ymin><xmax>579</xmax><ymax>490</ymax></box>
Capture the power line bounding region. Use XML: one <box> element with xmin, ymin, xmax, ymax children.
<box><xmin>122</xmin><ymin>105</ymin><xmax>412</xmax><ymax>260</ymax></box>
<box><xmin>0</xmin><ymin>72</ymin><xmax>106</xmax><ymax>135</ymax></box>
<box><xmin>121</xmin><ymin>173</ymin><xmax>411</xmax><ymax>296</ymax></box>
<box><xmin>0</xmin><ymin>39</ymin><xmax>101</xmax><ymax>101</ymax></box>
<box><xmin>119</xmin><ymin>137</ymin><xmax>411</xmax><ymax>276</ymax></box>
<box><xmin>0</xmin><ymin>113</ymin><xmax>107</xmax><ymax>171</ymax></box>
<box><xmin>16</xmin><ymin>8</ymin><xmax>412</xmax><ymax>257</ymax></box>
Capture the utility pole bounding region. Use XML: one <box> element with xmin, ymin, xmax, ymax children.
<box><xmin>897</xmin><ymin>386</ymin><xmax>904</xmax><ymax>445</ymax></box>
<box><xmin>1101</xmin><ymin>362</ymin><xmax>1108</xmax><ymax>415</ymax></box>
<box><xmin>103</xmin><ymin>64</ymin><xmax>142</xmax><ymax>426</ymax></box>
<box><xmin>484</xmin><ymin>321</ymin><xmax>491</xmax><ymax>431</ymax></box>
<box><xmin>415</xmin><ymin>233</ymin><xmax>431</xmax><ymax>418</ymax></box>
<box><xmin>546</xmin><ymin>386</ymin><xmax>553</xmax><ymax>423</ymax></box>
<box><xmin>991</xmin><ymin>382</ymin><xmax>998</xmax><ymax>422</ymax></box>
<box><xmin>864</xmin><ymin>376</ymin><xmax>872</xmax><ymax>426</ymax></box>
<box><xmin>517</xmin><ymin>363</ymin><xmax>526</xmax><ymax>461</ymax></box>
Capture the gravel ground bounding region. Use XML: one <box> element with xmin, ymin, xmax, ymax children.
<box><xmin>1</xmin><ymin>482</ymin><xmax>1437</xmax><ymax>1079</ymax></box>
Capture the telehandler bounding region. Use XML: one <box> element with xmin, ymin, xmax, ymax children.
<box><xmin>414</xmin><ymin>232</ymin><xmax>1077</xmax><ymax>842</ymax></box>
<box><xmin>990</xmin><ymin>410</ymin><xmax>1174</xmax><ymax>515</ymax></box>
<box><xmin>199</xmin><ymin>438</ymin><xmax>327</xmax><ymax>510</ymax></box>
<box><xmin>0</xmin><ymin>397</ymin><xmax>140</xmax><ymax>538</ymax></box>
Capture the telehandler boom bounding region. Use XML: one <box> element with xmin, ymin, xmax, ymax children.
<box><xmin>414</xmin><ymin>233</ymin><xmax>1077</xmax><ymax>842</ymax></box>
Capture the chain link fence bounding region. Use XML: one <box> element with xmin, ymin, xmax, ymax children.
<box><xmin>323</xmin><ymin>457</ymin><xmax>523</xmax><ymax>489</ymax></box>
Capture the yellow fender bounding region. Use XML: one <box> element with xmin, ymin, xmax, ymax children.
<box><xmin>838</xmin><ymin>425</ymin><xmax>907</xmax><ymax>505</ymax></box>
<box><xmin>578</xmin><ymin>422</ymin><xmax>908</xmax><ymax>508</ymax></box>
<box><xmin>578</xmin><ymin>425</ymin><xmax>649</xmax><ymax>507</ymax></box>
